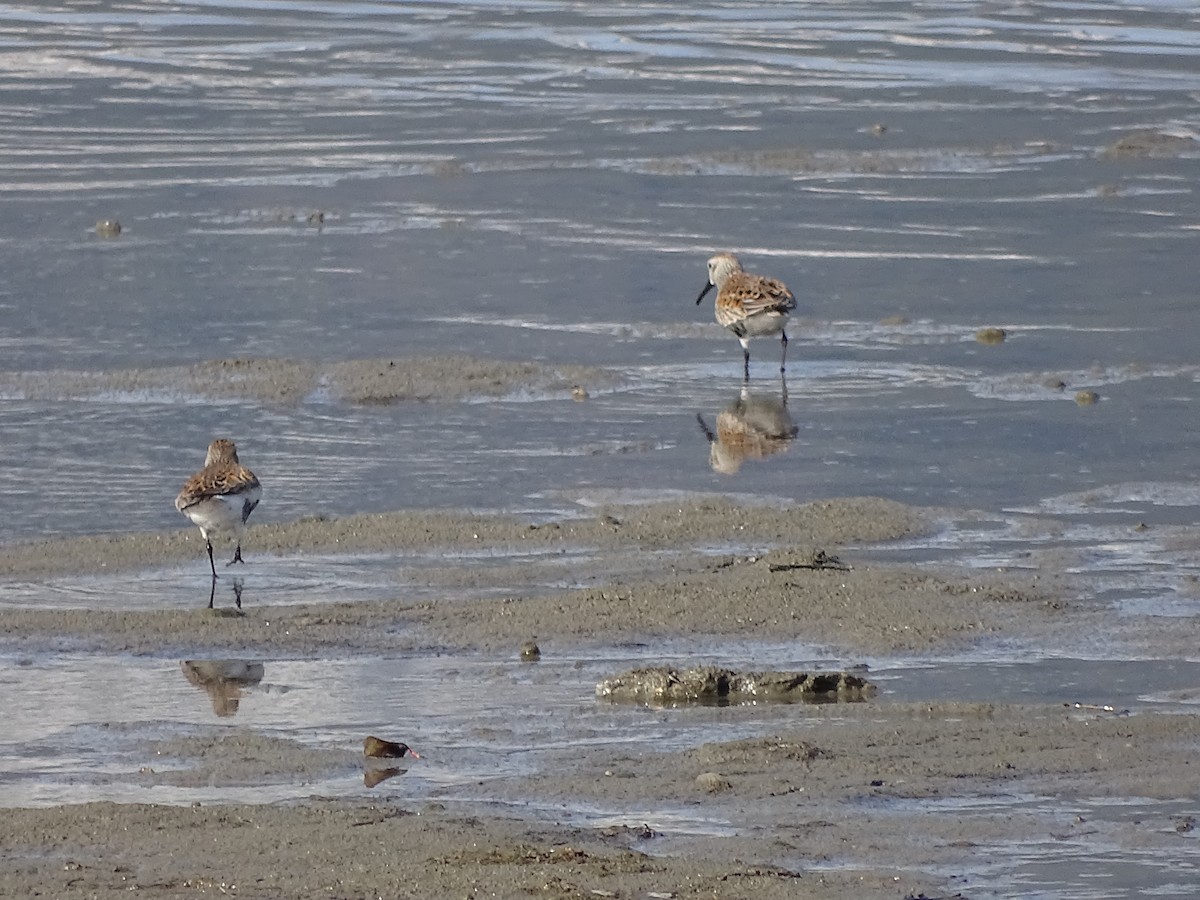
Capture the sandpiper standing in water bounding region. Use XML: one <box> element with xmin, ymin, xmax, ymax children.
<box><xmin>176</xmin><ymin>439</ymin><xmax>262</xmax><ymax>579</ymax></box>
<box><xmin>695</xmin><ymin>252</ymin><xmax>797</xmax><ymax>380</ymax></box>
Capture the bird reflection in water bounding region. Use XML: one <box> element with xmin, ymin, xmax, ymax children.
<box><xmin>180</xmin><ymin>659</ymin><xmax>265</xmax><ymax>717</ymax></box>
<box><xmin>697</xmin><ymin>378</ymin><xmax>799</xmax><ymax>475</ymax></box>
<box><xmin>206</xmin><ymin>575</ymin><xmax>245</xmax><ymax>610</ymax></box>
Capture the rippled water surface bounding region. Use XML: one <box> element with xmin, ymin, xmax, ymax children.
<box><xmin>0</xmin><ymin>1</ymin><xmax>1196</xmax><ymax>528</ymax></box>
<box><xmin>1</xmin><ymin>2</ymin><xmax>1198</xmax><ymax>894</ymax></box>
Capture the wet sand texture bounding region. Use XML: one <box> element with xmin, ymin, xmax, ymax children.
<box><xmin>2</xmin><ymin>700</ymin><xmax>1198</xmax><ymax>900</ymax></box>
<box><xmin>0</xmin><ymin>493</ymin><xmax>1108</xmax><ymax>900</ymax></box>
<box><xmin>0</xmin><ymin>356</ymin><xmax>620</xmax><ymax>406</ymax></box>
<box><xmin>1</xmin><ymin>495</ymin><xmax>922</xmax><ymax>577</ymax></box>
<box><xmin>0</xmin><ymin>498</ymin><xmax>1063</xmax><ymax>659</ymax></box>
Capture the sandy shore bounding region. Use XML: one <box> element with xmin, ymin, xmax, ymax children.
<box><xmin>0</xmin><ymin>496</ymin><xmax>1054</xmax><ymax>658</ymax></box>
<box><xmin>0</xmin><ymin>800</ymin><xmax>936</xmax><ymax>899</ymax></box>
<box><xmin>3</xmin><ymin>703</ymin><xmax>1196</xmax><ymax>899</ymax></box>
<box><xmin>0</xmin><ymin>355</ymin><xmax>621</xmax><ymax>406</ymax></box>
<box><xmin>3</xmin><ymin>495</ymin><xmax>1198</xmax><ymax>898</ymax></box>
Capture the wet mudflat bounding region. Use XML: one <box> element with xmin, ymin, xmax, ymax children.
<box><xmin>5</xmin><ymin>499</ymin><xmax>1200</xmax><ymax>898</ymax></box>
<box><xmin>2</xmin><ymin>1</ymin><xmax>1199</xmax><ymax>897</ymax></box>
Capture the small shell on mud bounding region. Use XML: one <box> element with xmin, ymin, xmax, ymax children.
<box><xmin>363</xmin><ymin>736</ymin><xmax>420</xmax><ymax>759</ymax></box>
<box><xmin>519</xmin><ymin>640</ymin><xmax>541</xmax><ymax>662</ymax></box>
<box><xmin>95</xmin><ymin>219</ymin><xmax>122</xmax><ymax>237</ymax></box>
<box><xmin>1102</xmin><ymin>130</ymin><xmax>1198</xmax><ymax>159</ymax></box>
<box><xmin>1074</xmin><ymin>390</ymin><xmax>1100</xmax><ymax>406</ymax></box>
<box><xmin>696</xmin><ymin>772</ymin><xmax>732</xmax><ymax>793</ymax></box>
<box><xmin>975</xmin><ymin>327</ymin><xmax>1007</xmax><ymax>345</ymax></box>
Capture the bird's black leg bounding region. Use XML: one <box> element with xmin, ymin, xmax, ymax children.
<box><xmin>207</xmin><ymin>574</ymin><xmax>217</xmax><ymax>609</ymax></box>
<box><xmin>228</xmin><ymin>544</ymin><xmax>244</xmax><ymax>566</ymax></box>
<box><xmin>742</xmin><ymin>347</ymin><xmax>751</xmax><ymax>381</ymax></box>
<box><xmin>206</xmin><ymin>539</ymin><xmax>218</xmax><ymax>579</ymax></box>
<box><xmin>780</xmin><ymin>329</ymin><xmax>789</xmax><ymax>373</ymax></box>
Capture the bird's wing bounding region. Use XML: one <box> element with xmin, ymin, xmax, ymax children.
<box><xmin>176</xmin><ymin>464</ymin><xmax>260</xmax><ymax>510</ymax></box>
<box><xmin>725</xmin><ymin>272</ymin><xmax>796</xmax><ymax>315</ymax></box>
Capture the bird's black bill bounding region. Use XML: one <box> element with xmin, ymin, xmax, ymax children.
<box><xmin>695</xmin><ymin>281</ymin><xmax>714</xmax><ymax>305</ymax></box>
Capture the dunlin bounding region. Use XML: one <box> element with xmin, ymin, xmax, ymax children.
<box><xmin>695</xmin><ymin>252</ymin><xmax>797</xmax><ymax>379</ymax></box>
<box><xmin>175</xmin><ymin>439</ymin><xmax>262</xmax><ymax>579</ymax></box>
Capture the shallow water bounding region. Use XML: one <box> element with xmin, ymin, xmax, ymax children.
<box><xmin>5</xmin><ymin>649</ymin><xmax>1200</xmax><ymax>895</ymax></box>
<box><xmin>1</xmin><ymin>1</ymin><xmax>1199</xmax><ymax>894</ymax></box>
<box><xmin>2</xmin><ymin>1</ymin><xmax>1197</xmax><ymax>537</ymax></box>
<box><xmin>7</xmin><ymin>650</ymin><xmax>1200</xmax><ymax>805</ymax></box>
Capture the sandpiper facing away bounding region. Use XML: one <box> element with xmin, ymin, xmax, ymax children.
<box><xmin>175</xmin><ymin>439</ymin><xmax>262</xmax><ymax>579</ymax></box>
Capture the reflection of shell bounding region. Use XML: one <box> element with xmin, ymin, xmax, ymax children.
<box><xmin>364</xmin><ymin>767</ymin><xmax>404</xmax><ymax>788</ymax></box>
<box><xmin>180</xmin><ymin>660</ymin><xmax>264</xmax><ymax>717</ymax></box>
<box><xmin>703</xmin><ymin>390</ymin><xmax>798</xmax><ymax>475</ymax></box>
